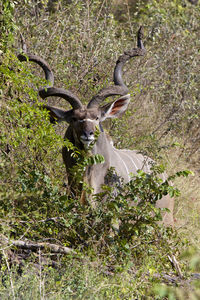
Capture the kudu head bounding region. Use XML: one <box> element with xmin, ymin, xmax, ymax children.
<box><xmin>18</xmin><ymin>27</ymin><xmax>146</xmax><ymax>149</ymax></box>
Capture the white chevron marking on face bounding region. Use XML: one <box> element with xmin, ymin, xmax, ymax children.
<box><xmin>78</xmin><ymin>119</ymin><xmax>96</xmax><ymax>123</ymax></box>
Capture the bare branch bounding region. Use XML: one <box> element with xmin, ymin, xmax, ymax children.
<box><xmin>1</xmin><ymin>236</ymin><xmax>76</xmax><ymax>255</ymax></box>
<box><xmin>168</xmin><ymin>255</ymin><xmax>183</xmax><ymax>278</ymax></box>
<box><xmin>87</xmin><ymin>26</ymin><xmax>146</xmax><ymax>108</ymax></box>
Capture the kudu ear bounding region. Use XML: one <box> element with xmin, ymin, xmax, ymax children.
<box><xmin>100</xmin><ymin>94</ymin><xmax>130</xmax><ymax>121</ymax></box>
<box><xmin>43</xmin><ymin>105</ymin><xmax>72</xmax><ymax>123</ymax></box>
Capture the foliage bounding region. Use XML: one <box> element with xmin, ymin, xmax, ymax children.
<box><xmin>0</xmin><ymin>165</ymin><xmax>186</xmax><ymax>299</ymax></box>
<box><xmin>0</xmin><ymin>0</ymin><xmax>17</xmax><ymax>50</ymax></box>
<box><xmin>110</xmin><ymin>0</ymin><xmax>200</xmax><ymax>166</ymax></box>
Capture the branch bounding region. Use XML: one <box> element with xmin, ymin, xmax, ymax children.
<box><xmin>0</xmin><ymin>236</ymin><xmax>76</xmax><ymax>255</ymax></box>
<box><xmin>168</xmin><ymin>255</ymin><xmax>183</xmax><ymax>278</ymax></box>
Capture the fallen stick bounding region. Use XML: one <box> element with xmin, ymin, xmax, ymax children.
<box><xmin>168</xmin><ymin>255</ymin><xmax>183</xmax><ymax>278</ymax></box>
<box><xmin>1</xmin><ymin>236</ymin><xmax>76</xmax><ymax>255</ymax></box>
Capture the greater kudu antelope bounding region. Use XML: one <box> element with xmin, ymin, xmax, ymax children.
<box><xmin>18</xmin><ymin>27</ymin><xmax>174</xmax><ymax>225</ymax></box>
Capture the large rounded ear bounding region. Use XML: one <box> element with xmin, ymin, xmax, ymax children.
<box><xmin>100</xmin><ymin>94</ymin><xmax>130</xmax><ymax>121</ymax></box>
<box><xmin>43</xmin><ymin>105</ymin><xmax>73</xmax><ymax>123</ymax></box>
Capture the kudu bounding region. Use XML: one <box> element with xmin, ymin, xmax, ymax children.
<box><xmin>18</xmin><ymin>27</ymin><xmax>174</xmax><ymax>225</ymax></box>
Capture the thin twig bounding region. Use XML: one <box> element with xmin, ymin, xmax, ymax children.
<box><xmin>2</xmin><ymin>250</ymin><xmax>16</xmax><ymax>300</ymax></box>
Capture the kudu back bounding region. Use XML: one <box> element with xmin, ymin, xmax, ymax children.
<box><xmin>18</xmin><ymin>27</ymin><xmax>174</xmax><ymax>226</ymax></box>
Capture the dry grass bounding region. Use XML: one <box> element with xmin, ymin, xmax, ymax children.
<box><xmin>164</xmin><ymin>148</ymin><xmax>200</xmax><ymax>246</ymax></box>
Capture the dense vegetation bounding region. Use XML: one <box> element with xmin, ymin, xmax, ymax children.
<box><xmin>0</xmin><ymin>0</ymin><xmax>200</xmax><ymax>298</ymax></box>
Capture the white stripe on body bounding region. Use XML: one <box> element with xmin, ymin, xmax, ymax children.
<box><xmin>118</xmin><ymin>149</ymin><xmax>151</xmax><ymax>173</ymax></box>
<box><xmin>129</xmin><ymin>150</ymin><xmax>151</xmax><ymax>173</ymax></box>
<box><xmin>113</xmin><ymin>149</ymin><xmax>131</xmax><ymax>181</ymax></box>
<box><xmin>121</xmin><ymin>151</ymin><xmax>139</xmax><ymax>171</ymax></box>
<box><xmin>109</xmin><ymin>144</ymin><xmax>155</xmax><ymax>179</ymax></box>
<box><xmin>125</xmin><ymin>150</ymin><xmax>168</xmax><ymax>182</ymax></box>
<box><xmin>129</xmin><ymin>150</ymin><xmax>152</xmax><ymax>173</ymax></box>
<box><xmin>126</xmin><ymin>151</ymin><xmax>141</xmax><ymax>170</ymax></box>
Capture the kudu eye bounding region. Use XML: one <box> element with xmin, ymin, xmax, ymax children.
<box><xmin>96</xmin><ymin>117</ymin><xmax>99</xmax><ymax>120</ymax></box>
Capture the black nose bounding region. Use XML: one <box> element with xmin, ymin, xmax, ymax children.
<box><xmin>83</xmin><ymin>131</ymin><xmax>94</xmax><ymax>139</ymax></box>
